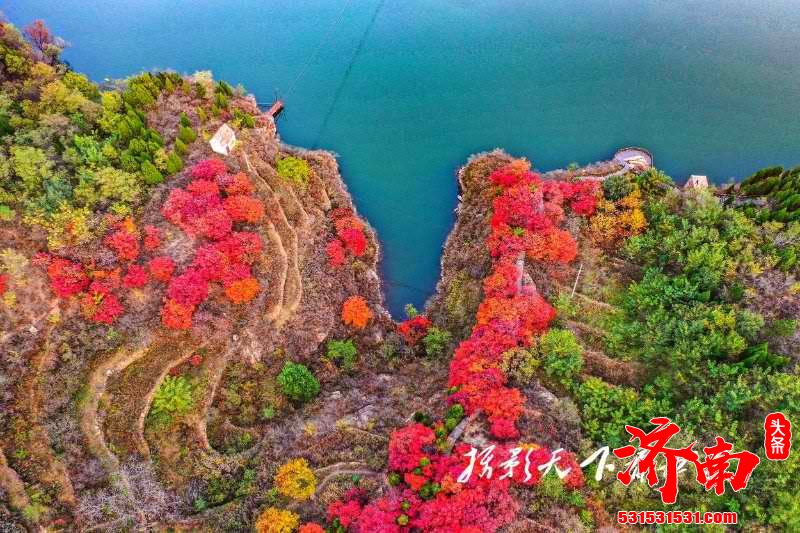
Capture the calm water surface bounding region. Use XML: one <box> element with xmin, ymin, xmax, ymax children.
<box><xmin>4</xmin><ymin>0</ymin><xmax>800</xmax><ymax>315</ymax></box>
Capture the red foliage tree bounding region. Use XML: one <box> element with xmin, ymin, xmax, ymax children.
<box><xmin>488</xmin><ymin>159</ymin><xmax>534</xmax><ymax>187</ymax></box>
<box><xmin>486</xmin><ymin>223</ymin><xmax>528</xmax><ymax>258</ymax></box>
<box><xmin>166</xmin><ymin>269</ymin><xmax>209</xmax><ymax>307</ymax></box>
<box><xmin>357</xmin><ymin>495</ymin><xmax>406</xmax><ymax>532</ymax></box>
<box><xmin>105</xmin><ymin>227</ymin><xmax>140</xmax><ymax>262</ymax></box>
<box><xmin>123</xmin><ymin>264</ymin><xmax>149</xmax><ymax>288</ymax></box>
<box><xmin>195</xmin><ymin>207</ymin><xmax>233</xmax><ymax>240</ymax></box>
<box><xmin>482</xmin><ymin>261</ymin><xmax>519</xmax><ymax>299</ymax></box>
<box><xmin>80</xmin><ymin>281</ymin><xmax>123</xmax><ymax>324</ymax></box>
<box><xmin>327</xmin><ymin>499</ymin><xmax>363</xmax><ymax>529</ymax></box>
<box><xmin>334</xmin><ymin>215</ymin><xmax>363</xmax><ymax>234</ymax></box>
<box><xmin>190</xmin><ymin>158</ymin><xmax>227</xmax><ymax>180</ymax></box>
<box><xmin>216</xmin><ymin>232</ymin><xmax>262</xmax><ymax>264</ymax></box>
<box><xmin>143</xmin><ymin>225</ymin><xmax>161</xmax><ymax>252</ymax></box>
<box><xmin>491</xmin><ymin>184</ymin><xmax>540</xmax><ymax>229</ymax></box>
<box><xmin>557</xmin><ymin>451</ymin><xmax>586</xmax><ymax>490</ymax></box>
<box><xmin>483</xmin><ymin>387</ymin><xmax>525</xmax><ymax>439</ymax></box>
<box><xmin>23</xmin><ymin>20</ymin><xmax>54</xmax><ymax>54</ymax></box>
<box><xmin>326</xmin><ymin>240</ymin><xmax>346</xmax><ymax>268</ymax></box>
<box><xmin>340</xmin><ymin>227</ymin><xmax>367</xmax><ymax>256</ymax></box>
<box><xmin>148</xmin><ymin>256</ymin><xmax>175</xmax><ymax>283</ymax></box>
<box><xmin>187</xmin><ymin>178</ymin><xmax>220</xmax><ymax>196</ymax></box>
<box><xmin>329</xmin><ymin>207</ymin><xmax>354</xmax><ymax>220</ymax></box>
<box><xmin>219</xmin><ymin>172</ymin><xmax>254</xmax><ymax>195</ymax></box>
<box><xmin>326</xmin><ymin>210</ymin><xmax>370</xmax><ymax>263</ymax></box>
<box><xmin>561</xmin><ymin>180</ymin><xmax>599</xmax><ymax>216</ymax></box>
<box><xmin>525</xmin><ymin>228</ymin><xmax>578</xmax><ymax>264</ymax></box>
<box><xmin>413</xmin><ymin>482</ymin><xmax>519</xmax><ymax>532</ymax></box>
<box><xmin>388</xmin><ymin>423</ymin><xmax>435</xmax><ymax>472</ymax></box>
<box><xmin>223</xmin><ymin>195</ymin><xmax>265</xmax><ymax>223</ymax></box>
<box><xmin>397</xmin><ymin>315</ymin><xmax>431</xmax><ymax>346</ymax></box>
<box><xmin>47</xmin><ymin>258</ymin><xmax>89</xmax><ymax>298</ymax></box>
<box><xmin>161</xmin><ymin>298</ymin><xmax>193</xmax><ymax>330</ymax></box>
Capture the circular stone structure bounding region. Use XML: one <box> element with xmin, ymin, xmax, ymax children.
<box><xmin>614</xmin><ymin>146</ymin><xmax>654</xmax><ymax>171</ymax></box>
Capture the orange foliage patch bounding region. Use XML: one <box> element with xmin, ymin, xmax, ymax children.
<box><xmin>298</xmin><ymin>524</ymin><xmax>325</xmax><ymax>533</ymax></box>
<box><xmin>161</xmin><ymin>298</ymin><xmax>194</xmax><ymax>330</ymax></box>
<box><xmin>221</xmin><ymin>172</ymin><xmax>255</xmax><ymax>195</ymax></box>
<box><xmin>223</xmin><ymin>195</ymin><xmax>265</xmax><ymax>223</ymax></box>
<box><xmin>224</xmin><ymin>277</ymin><xmax>261</xmax><ymax>304</ymax></box>
<box><xmin>341</xmin><ymin>296</ymin><xmax>372</xmax><ymax>329</ymax></box>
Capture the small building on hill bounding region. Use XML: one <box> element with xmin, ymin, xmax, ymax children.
<box><xmin>684</xmin><ymin>175</ymin><xmax>709</xmax><ymax>189</ymax></box>
<box><xmin>210</xmin><ymin>124</ymin><xmax>237</xmax><ymax>155</ymax></box>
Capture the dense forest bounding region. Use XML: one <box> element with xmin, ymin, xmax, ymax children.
<box><xmin>1</xmin><ymin>16</ymin><xmax>798</xmax><ymax>533</ymax></box>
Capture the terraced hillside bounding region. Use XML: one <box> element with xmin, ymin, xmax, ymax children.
<box><xmin>0</xmin><ymin>33</ymin><xmax>403</xmax><ymax>527</ymax></box>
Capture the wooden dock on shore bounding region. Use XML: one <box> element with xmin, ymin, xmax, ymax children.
<box><xmin>267</xmin><ymin>99</ymin><xmax>284</xmax><ymax>117</ymax></box>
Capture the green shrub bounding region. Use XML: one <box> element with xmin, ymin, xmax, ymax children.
<box><xmin>174</xmin><ymin>138</ymin><xmax>188</xmax><ymax>156</ymax></box>
<box><xmin>193</xmin><ymin>82</ymin><xmax>206</xmax><ymax>99</ymax></box>
<box><xmin>540</xmin><ymin>328</ymin><xmax>583</xmax><ymax>386</ymax></box>
<box><xmin>276</xmin><ymin>156</ymin><xmax>311</xmax><ymax>186</ymax></box>
<box><xmin>552</xmin><ymin>292</ymin><xmax>578</xmax><ymax>319</ymax></box>
<box><xmin>0</xmin><ymin>112</ymin><xmax>13</xmax><ymax>137</ymax></box>
<box><xmin>233</xmin><ymin>108</ymin><xmax>255</xmax><ymax>128</ymax></box>
<box><xmin>769</xmin><ymin>319</ymin><xmax>798</xmax><ymax>337</ymax></box>
<box><xmin>0</xmin><ymin>205</ymin><xmax>15</xmax><ymax>222</ymax></box>
<box><xmin>443</xmin><ymin>271</ymin><xmax>481</xmax><ymax>335</ymax></box>
<box><xmin>423</xmin><ymin>327</ymin><xmax>452</xmax><ymax>358</ymax></box>
<box><xmin>215</xmin><ymin>80</ymin><xmax>234</xmax><ymax>96</ymax></box>
<box><xmin>22</xmin><ymin>502</ymin><xmax>46</xmax><ymax>522</ymax></box>
<box><xmin>326</xmin><ymin>339</ymin><xmax>358</xmax><ymax>370</ymax></box>
<box><xmin>576</xmin><ymin>377</ymin><xmax>644</xmax><ymax>447</ymax></box>
<box><xmin>444</xmin><ymin>403</ymin><xmax>465</xmax><ymax>431</ymax></box>
<box><xmin>735</xmin><ymin>309</ymin><xmax>765</xmax><ymax>342</ymax></box>
<box><xmin>214</xmin><ymin>92</ymin><xmax>229</xmax><ymax>110</ymax></box>
<box><xmin>501</xmin><ymin>347</ymin><xmax>540</xmax><ymax>384</ymax></box>
<box><xmin>634</xmin><ymin>168</ymin><xmax>673</xmax><ymax>195</ymax></box>
<box><xmin>141</xmin><ymin>160</ymin><xmax>164</xmax><ymax>185</ymax></box>
<box><xmin>91</xmin><ymin>167</ymin><xmax>142</xmax><ymax>207</ymax></box>
<box><xmin>538</xmin><ymin>471</ymin><xmax>566</xmax><ymax>501</ymax></box>
<box><xmin>277</xmin><ymin>362</ymin><xmax>320</xmax><ymax>404</ymax></box>
<box><xmin>165</xmin><ymin>151</ymin><xmax>184</xmax><ymax>175</ymax></box>
<box><xmin>177</xmin><ymin>125</ymin><xmax>197</xmax><ymax>144</ymax></box>
<box><xmin>603</xmin><ymin>174</ymin><xmax>634</xmax><ymax>201</ymax></box>
<box><xmin>742</xmin><ymin>165</ymin><xmax>783</xmax><ymax>188</ymax></box>
<box><xmin>778</xmin><ymin>247</ymin><xmax>798</xmax><ymax>271</ymax></box>
<box><xmin>179</xmin><ymin>111</ymin><xmax>191</xmax><ymax>128</ymax></box>
<box><xmin>150</xmin><ymin>375</ymin><xmax>195</xmax><ymax>425</ymax></box>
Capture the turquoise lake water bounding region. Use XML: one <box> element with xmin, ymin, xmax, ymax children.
<box><xmin>4</xmin><ymin>0</ymin><xmax>800</xmax><ymax>316</ymax></box>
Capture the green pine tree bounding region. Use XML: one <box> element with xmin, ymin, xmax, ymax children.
<box><xmin>165</xmin><ymin>151</ymin><xmax>184</xmax><ymax>175</ymax></box>
<box><xmin>141</xmin><ymin>160</ymin><xmax>164</xmax><ymax>185</ymax></box>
